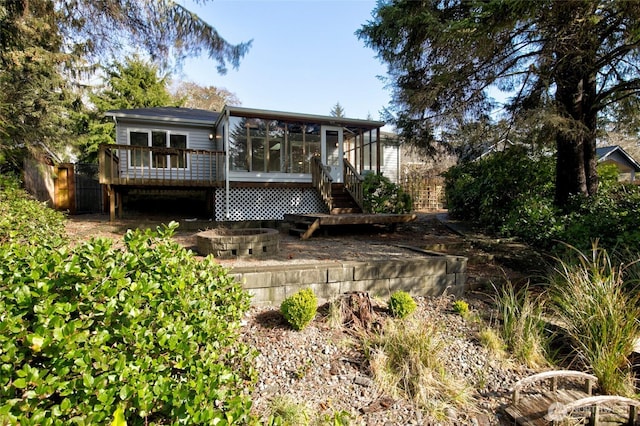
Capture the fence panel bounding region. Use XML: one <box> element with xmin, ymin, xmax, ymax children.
<box><xmin>74</xmin><ymin>163</ymin><xmax>103</xmax><ymax>213</ymax></box>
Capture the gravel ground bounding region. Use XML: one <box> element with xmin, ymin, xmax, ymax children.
<box><xmin>241</xmin><ymin>293</ymin><xmax>534</xmax><ymax>426</ymax></box>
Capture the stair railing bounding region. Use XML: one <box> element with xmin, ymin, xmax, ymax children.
<box><xmin>311</xmin><ymin>156</ymin><xmax>333</xmax><ymax>211</ymax></box>
<box><xmin>343</xmin><ymin>158</ymin><xmax>365</xmax><ymax>212</ymax></box>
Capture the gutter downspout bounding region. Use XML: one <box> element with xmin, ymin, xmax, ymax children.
<box><xmin>224</xmin><ymin>109</ymin><xmax>231</xmax><ymax>220</ymax></box>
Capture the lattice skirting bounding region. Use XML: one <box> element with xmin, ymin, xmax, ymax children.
<box><xmin>214</xmin><ymin>187</ymin><xmax>328</xmax><ymax>221</ymax></box>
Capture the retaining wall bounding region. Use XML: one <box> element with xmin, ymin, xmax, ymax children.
<box><xmin>230</xmin><ymin>253</ymin><xmax>467</xmax><ymax>306</ymax></box>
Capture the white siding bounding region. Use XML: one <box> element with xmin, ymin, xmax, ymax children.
<box><xmin>382</xmin><ymin>144</ymin><xmax>400</xmax><ymax>183</ymax></box>
<box><xmin>115</xmin><ymin>119</ymin><xmax>219</xmax><ymax>181</ymax></box>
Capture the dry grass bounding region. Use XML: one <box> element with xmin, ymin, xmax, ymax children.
<box><xmin>362</xmin><ymin>318</ymin><xmax>474</xmax><ymax>422</ymax></box>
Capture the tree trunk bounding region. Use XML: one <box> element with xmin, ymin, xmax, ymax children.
<box><xmin>338</xmin><ymin>291</ymin><xmax>378</xmax><ymax>330</ymax></box>
<box><xmin>553</xmin><ymin>53</ymin><xmax>599</xmax><ymax>209</ymax></box>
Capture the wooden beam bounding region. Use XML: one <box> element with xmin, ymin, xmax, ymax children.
<box><xmin>108</xmin><ymin>185</ymin><xmax>116</xmax><ymax>221</ymax></box>
<box><xmin>301</xmin><ymin>219</ymin><xmax>321</xmax><ymax>240</ymax></box>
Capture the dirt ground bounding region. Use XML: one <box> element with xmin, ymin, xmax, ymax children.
<box><xmin>64</xmin><ymin>212</ymin><xmax>534</xmax><ymax>287</ymax></box>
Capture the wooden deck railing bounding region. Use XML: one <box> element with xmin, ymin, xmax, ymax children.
<box><xmin>98</xmin><ymin>144</ymin><xmax>224</xmax><ymax>186</ymax></box>
<box><xmin>343</xmin><ymin>158</ymin><xmax>364</xmax><ymax>212</ymax></box>
<box><xmin>311</xmin><ymin>156</ymin><xmax>333</xmax><ymax>211</ymax></box>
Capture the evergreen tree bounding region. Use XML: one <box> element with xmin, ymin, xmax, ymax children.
<box><xmin>358</xmin><ymin>0</ymin><xmax>640</xmax><ymax>208</ymax></box>
<box><xmin>76</xmin><ymin>57</ymin><xmax>177</xmax><ymax>163</ymax></box>
<box><xmin>330</xmin><ymin>102</ymin><xmax>346</xmax><ymax>118</ymax></box>
<box><xmin>0</xmin><ymin>0</ymin><xmax>251</xmax><ymax>170</ymax></box>
<box><xmin>0</xmin><ymin>0</ymin><xmax>75</xmax><ymax>171</ymax></box>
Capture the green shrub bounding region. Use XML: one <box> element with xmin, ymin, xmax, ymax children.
<box><xmin>280</xmin><ymin>288</ymin><xmax>318</xmax><ymax>331</ymax></box>
<box><xmin>443</xmin><ymin>146</ymin><xmax>555</xmax><ymax>231</ymax></box>
<box><xmin>388</xmin><ymin>291</ymin><xmax>417</xmax><ymax>319</ymax></box>
<box><xmin>0</xmin><ymin>174</ymin><xmax>67</xmax><ymax>247</ymax></box>
<box><xmin>363</xmin><ymin>173</ymin><xmax>412</xmax><ymax>214</ymax></box>
<box><xmin>445</xmin><ymin>147</ymin><xmax>640</xmax><ymax>252</ymax></box>
<box><xmin>501</xmin><ymin>194</ymin><xmax>563</xmax><ymax>249</ymax></box>
<box><xmin>0</xmin><ymin>222</ymin><xmax>256</xmax><ymax>425</ymax></box>
<box><xmin>559</xmin><ymin>184</ymin><xmax>640</xmax><ymax>252</ymax></box>
<box><xmin>452</xmin><ymin>300</ymin><xmax>470</xmax><ymax>317</ymax></box>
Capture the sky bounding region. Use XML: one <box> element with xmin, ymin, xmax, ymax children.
<box><xmin>178</xmin><ymin>0</ymin><xmax>392</xmax><ymax>124</ymax></box>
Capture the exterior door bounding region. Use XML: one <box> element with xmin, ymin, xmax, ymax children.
<box><xmin>321</xmin><ymin>126</ymin><xmax>343</xmax><ymax>183</ymax></box>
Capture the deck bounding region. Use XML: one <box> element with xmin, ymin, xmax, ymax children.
<box><xmin>284</xmin><ymin>213</ymin><xmax>417</xmax><ymax>239</ymax></box>
<box><xmin>99</xmin><ymin>144</ymin><xmax>224</xmax><ymax>187</ymax></box>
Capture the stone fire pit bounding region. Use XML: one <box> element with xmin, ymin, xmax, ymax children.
<box><xmin>196</xmin><ymin>228</ymin><xmax>280</xmax><ymax>258</ymax></box>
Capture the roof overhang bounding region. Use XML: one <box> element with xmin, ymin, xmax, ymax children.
<box><xmin>105</xmin><ymin>107</ymin><xmax>219</xmax><ymax>127</ymax></box>
<box><xmin>216</xmin><ymin>106</ymin><xmax>385</xmax><ymax>131</ymax></box>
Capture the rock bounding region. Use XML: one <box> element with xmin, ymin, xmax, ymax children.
<box><xmin>353</xmin><ymin>375</ymin><xmax>372</xmax><ymax>387</ymax></box>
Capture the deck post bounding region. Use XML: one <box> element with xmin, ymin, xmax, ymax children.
<box><xmin>107</xmin><ymin>185</ymin><xmax>122</xmax><ymax>221</ymax></box>
<box><xmin>108</xmin><ymin>185</ymin><xmax>116</xmax><ymax>221</ymax></box>
<box><xmin>589</xmin><ymin>405</ymin><xmax>598</xmax><ymax>426</ymax></box>
<box><xmin>116</xmin><ymin>191</ymin><xmax>122</xmax><ymax>219</ymax></box>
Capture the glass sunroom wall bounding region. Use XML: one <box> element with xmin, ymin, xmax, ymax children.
<box><xmin>249</xmin><ymin>120</ymin><xmax>267</xmax><ymax>172</ymax></box>
<box><xmin>288</xmin><ymin>123</ymin><xmax>321</xmax><ymax>173</ymax></box>
<box><xmin>362</xmin><ymin>129</ymin><xmax>379</xmax><ymax>173</ymax></box>
<box><xmin>228</xmin><ymin>116</ymin><xmax>250</xmax><ymax>171</ymax></box>
<box><xmin>344</xmin><ymin>132</ymin><xmax>358</xmax><ymax>170</ymax></box>
<box><xmin>267</xmin><ymin>120</ymin><xmax>285</xmax><ymax>172</ymax></box>
<box><xmin>228</xmin><ymin>114</ymin><xmax>322</xmax><ymax>175</ymax></box>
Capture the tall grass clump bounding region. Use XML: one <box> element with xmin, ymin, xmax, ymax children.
<box><xmin>493</xmin><ymin>282</ymin><xmax>548</xmax><ymax>368</ymax></box>
<box><xmin>363</xmin><ymin>318</ymin><xmax>473</xmax><ymax>422</ymax></box>
<box><xmin>549</xmin><ymin>243</ymin><xmax>640</xmax><ymax>396</ymax></box>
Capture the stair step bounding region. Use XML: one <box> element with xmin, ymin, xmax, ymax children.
<box><xmin>331</xmin><ymin>207</ymin><xmax>362</xmax><ymax>214</ymax></box>
<box><xmin>289</xmin><ymin>227</ymin><xmax>307</xmax><ymax>236</ymax></box>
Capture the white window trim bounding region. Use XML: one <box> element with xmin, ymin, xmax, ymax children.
<box><xmin>126</xmin><ymin>128</ymin><xmax>191</xmax><ymax>171</ymax></box>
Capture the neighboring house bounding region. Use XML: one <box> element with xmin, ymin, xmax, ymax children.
<box><xmin>476</xmin><ymin>141</ymin><xmax>640</xmax><ymax>183</ymax></box>
<box><xmin>99</xmin><ymin>106</ymin><xmax>391</xmax><ymax>221</ymax></box>
<box><xmin>596</xmin><ymin>145</ymin><xmax>640</xmax><ymax>183</ymax></box>
<box><xmin>476</xmin><ymin>139</ymin><xmax>516</xmax><ymax>160</ymax></box>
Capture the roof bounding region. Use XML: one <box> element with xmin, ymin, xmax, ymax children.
<box><xmin>105</xmin><ymin>107</ymin><xmax>219</xmax><ymax>126</ymax></box>
<box><xmin>105</xmin><ymin>105</ymin><xmax>386</xmax><ymax>132</ymax></box>
<box><xmin>596</xmin><ymin>145</ymin><xmax>640</xmax><ymax>172</ymax></box>
<box><xmin>218</xmin><ymin>106</ymin><xmax>385</xmax><ymax>131</ymax></box>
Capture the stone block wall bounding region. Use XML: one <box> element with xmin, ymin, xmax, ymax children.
<box><xmin>230</xmin><ymin>254</ymin><xmax>467</xmax><ymax>306</ymax></box>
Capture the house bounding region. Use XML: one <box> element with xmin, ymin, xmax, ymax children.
<box><xmin>596</xmin><ymin>145</ymin><xmax>640</xmax><ymax>183</ymax></box>
<box><xmin>99</xmin><ymin>106</ymin><xmax>403</xmax><ymax>222</ymax></box>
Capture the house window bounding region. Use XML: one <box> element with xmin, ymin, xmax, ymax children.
<box><xmin>228</xmin><ymin>116</ymin><xmax>320</xmax><ymax>174</ymax></box>
<box><xmin>170</xmin><ymin>134</ymin><xmax>187</xmax><ymax>168</ymax></box>
<box><xmin>130</xmin><ymin>131</ymin><xmax>149</xmax><ymax>167</ymax></box>
<box><xmin>128</xmin><ymin>130</ymin><xmax>188</xmax><ymax>169</ymax></box>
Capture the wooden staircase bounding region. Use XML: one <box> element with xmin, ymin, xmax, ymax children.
<box><xmin>287</xmin><ymin>215</ymin><xmax>322</xmax><ymax>239</ymax></box>
<box><xmin>287</xmin><ymin>183</ymin><xmax>362</xmax><ymax>238</ymax></box>
<box><xmin>329</xmin><ymin>183</ymin><xmax>362</xmax><ymax>214</ymax></box>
